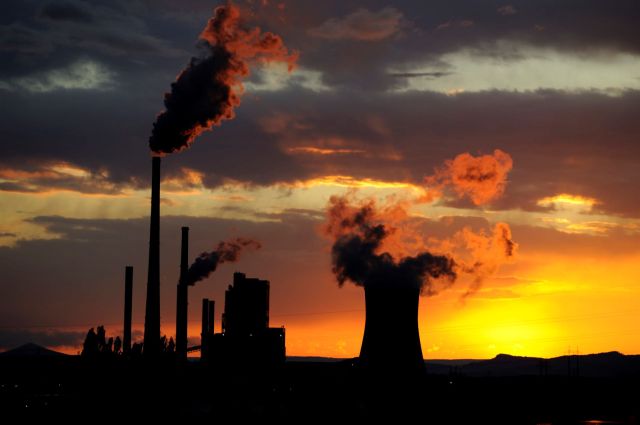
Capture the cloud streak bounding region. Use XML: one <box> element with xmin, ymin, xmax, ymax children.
<box><xmin>0</xmin><ymin>59</ymin><xmax>114</xmax><ymax>93</ymax></box>
<box><xmin>308</xmin><ymin>7</ymin><xmax>405</xmax><ymax>41</ymax></box>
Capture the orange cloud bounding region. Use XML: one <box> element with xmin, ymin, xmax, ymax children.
<box><xmin>425</xmin><ymin>149</ymin><xmax>513</xmax><ymax>205</ymax></box>
<box><xmin>286</xmin><ymin>146</ymin><xmax>365</xmax><ymax>155</ymax></box>
<box><xmin>0</xmin><ymin>162</ymin><xmax>123</xmax><ymax>196</ymax></box>
<box><xmin>162</xmin><ymin>168</ymin><xmax>205</xmax><ymax>194</ymax></box>
<box><xmin>291</xmin><ymin>175</ymin><xmax>420</xmax><ymax>191</ymax></box>
<box><xmin>537</xmin><ymin>193</ymin><xmax>598</xmax><ymax>210</ymax></box>
<box><xmin>308</xmin><ymin>7</ymin><xmax>404</xmax><ymax>41</ymax></box>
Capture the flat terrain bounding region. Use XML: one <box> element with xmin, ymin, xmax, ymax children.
<box><xmin>1</xmin><ymin>350</ymin><xmax>639</xmax><ymax>423</ymax></box>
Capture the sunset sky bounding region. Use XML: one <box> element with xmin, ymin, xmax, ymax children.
<box><xmin>1</xmin><ymin>0</ymin><xmax>639</xmax><ymax>359</ymax></box>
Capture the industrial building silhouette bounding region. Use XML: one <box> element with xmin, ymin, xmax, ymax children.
<box><xmin>131</xmin><ymin>157</ymin><xmax>418</xmax><ymax>371</ymax></box>
<box><xmin>204</xmin><ymin>272</ymin><xmax>285</xmax><ymax>368</ymax></box>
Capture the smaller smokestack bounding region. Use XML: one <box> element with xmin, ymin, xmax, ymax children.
<box><xmin>123</xmin><ymin>266</ymin><xmax>133</xmax><ymax>354</ymax></box>
<box><xmin>201</xmin><ymin>298</ymin><xmax>209</xmax><ymax>339</ymax></box>
<box><xmin>207</xmin><ymin>300</ymin><xmax>215</xmax><ymax>334</ymax></box>
<box><xmin>176</xmin><ymin>226</ymin><xmax>189</xmax><ymax>361</ymax></box>
<box><xmin>201</xmin><ymin>298</ymin><xmax>210</xmax><ymax>360</ymax></box>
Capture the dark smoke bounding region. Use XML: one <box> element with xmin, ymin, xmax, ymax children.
<box><xmin>325</xmin><ymin>197</ymin><xmax>456</xmax><ymax>293</ymax></box>
<box><xmin>149</xmin><ymin>4</ymin><xmax>297</xmax><ymax>154</ymax></box>
<box><xmin>185</xmin><ymin>238</ymin><xmax>261</xmax><ymax>286</ymax></box>
<box><xmin>149</xmin><ymin>44</ymin><xmax>233</xmax><ymax>154</ymax></box>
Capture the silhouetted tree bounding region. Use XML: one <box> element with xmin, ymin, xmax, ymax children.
<box><xmin>167</xmin><ymin>337</ymin><xmax>175</xmax><ymax>353</ymax></box>
<box><xmin>160</xmin><ymin>335</ymin><xmax>167</xmax><ymax>352</ymax></box>
<box><xmin>131</xmin><ymin>342</ymin><xmax>143</xmax><ymax>358</ymax></box>
<box><xmin>114</xmin><ymin>336</ymin><xmax>122</xmax><ymax>355</ymax></box>
<box><xmin>82</xmin><ymin>326</ymin><xmax>124</xmax><ymax>360</ymax></box>
<box><xmin>81</xmin><ymin>328</ymin><xmax>99</xmax><ymax>358</ymax></box>
<box><xmin>96</xmin><ymin>326</ymin><xmax>107</xmax><ymax>353</ymax></box>
<box><xmin>105</xmin><ymin>337</ymin><xmax>113</xmax><ymax>354</ymax></box>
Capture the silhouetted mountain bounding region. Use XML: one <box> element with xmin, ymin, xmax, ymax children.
<box><xmin>425</xmin><ymin>351</ymin><xmax>640</xmax><ymax>378</ymax></box>
<box><xmin>287</xmin><ymin>356</ymin><xmax>346</xmax><ymax>363</ymax></box>
<box><xmin>0</xmin><ymin>343</ymin><xmax>70</xmax><ymax>358</ymax></box>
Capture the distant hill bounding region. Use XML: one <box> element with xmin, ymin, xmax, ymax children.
<box><xmin>286</xmin><ymin>352</ymin><xmax>640</xmax><ymax>377</ymax></box>
<box><xmin>287</xmin><ymin>356</ymin><xmax>345</xmax><ymax>363</ymax></box>
<box><xmin>0</xmin><ymin>343</ymin><xmax>70</xmax><ymax>358</ymax></box>
<box><xmin>426</xmin><ymin>352</ymin><xmax>640</xmax><ymax>378</ymax></box>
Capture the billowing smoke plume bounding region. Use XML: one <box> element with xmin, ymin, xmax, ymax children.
<box><xmin>185</xmin><ymin>238</ymin><xmax>261</xmax><ymax>286</ymax></box>
<box><xmin>442</xmin><ymin>222</ymin><xmax>518</xmax><ymax>298</ymax></box>
<box><xmin>150</xmin><ymin>3</ymin><xmax>298</xmax><ymax>154</ymax></box>
<box><xmin>323</xmin><ymin>194</ymin><xmax>517</xmax><ymax>297</ymax></box>
<box><xmin>425</xmin><ymin>149</ymin><xmax>513</xmax><ymax>205</ymax></box>
<box><xmin>324</xmin><ymin>196</ymin><xmax>457</xmax><ymax>294</ymax></box>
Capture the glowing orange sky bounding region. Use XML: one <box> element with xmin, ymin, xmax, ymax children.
<box><xmin>4</xmin><ymin>174</ymin><xmax>638</xmax><ymax>359</ymax></box>
<box><xmin>2</xmin><ymin>0</ymin><xmax>640</xmax><ymax>360</ymax></box>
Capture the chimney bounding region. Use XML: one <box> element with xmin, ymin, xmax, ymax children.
<box><xmin>201</xmin><ymin>298</ymin><xmax>209</xmax><ymax>339</ymax></box>
<box><xmin>359</xmin><ymin>285</ymin><xmax>425</xmax><ymax>375</ymax></box>
<box><xmin>143</xmin><ymin>156</ymin><xmax>161</xmax><ymax>357</ymax></box>
<box><xmin>176</xmin><ymin>226</ymin><xmax>189</xmax><ymax>361</ymax></box>
<box><xmin>207</xmin><ymin>300</ymin><xmax>215</xmax><ymax>334</ymax></box>
<box><xmin>123</xmin><ymin>266</ymin><xmax>133</xmax><ymax>354</ymax></box>
<box><xmin>201</xmin><ymin>298</ymin><xmax>209</xmax><ymax>359</ymax></box>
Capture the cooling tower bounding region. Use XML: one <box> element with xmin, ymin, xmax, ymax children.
<box><xmin>359</xmin><ymin>284</ymin><xmax>425</xmax><ymax>374</ymax></box>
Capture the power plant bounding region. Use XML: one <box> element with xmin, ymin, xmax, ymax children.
<box><xmin>204</xmin><ymin>272</ymin><xmax>285</xmax><ymax>368</ymax></box>
<box><xmin>133</xmin><ymin>156</ymin><xmax>284</xmax><ymax>368</ymax></box>
<box><xmin>134</xmin><ymin>157</ymin><xmax>422</xmax><ymax>374</ymax></box>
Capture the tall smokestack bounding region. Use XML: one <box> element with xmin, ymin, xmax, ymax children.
<box><xmin>143</xmin><ymin>156</ymin><xmax>161</xmax><ymax>357</ymax></box>
<box><xmin>123</xmin><ymin>266</ymin><xmax>133</xmax><ymax>354</ymax></box>
<box><xmin>176</xmin><ymin>226</ymin><xmax>189</xmax><ymax>361</ymax></box>
<box><xmin>359</xmin><ymin>285</ymin><xmax>424</xmax><ymax>374</ymax></box>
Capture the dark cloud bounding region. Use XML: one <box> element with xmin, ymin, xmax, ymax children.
<box><xmin>0</xmin><ymin>328</ymin><xmax>85</xmax><ymax>351</ymax></box>
<box><xmin>308</xmin><ymin>7</ymin><xmax>406</xmax><ymax>41</ymax></box>
<box><xmin>0</xmin><ymin>23</ymin><xmax>54</xmax><ymax>55</ymax></box>
<box><xmin>0</xmin><ymin>0</ymin><xmax>188</xmax><ymax>82</ymax></box>
<box><xmin>1</xmin><ymin>88</ymin><xmax>640</xmax><ymax>217</ymax></box>
<box><xmin>496</xmin><ymin>5</ymin><xmax>517</xmax><ymax>16</ymax></box>
<box><xmin>0</xmin><ymin>0</ymin><xmax>639</xmax><ymax>219</ymax></box>
<box><xmin>388</xmin><ymin>71</ymin><xmax>452</xmax><ymax>78</ymax></box>
<box><xmin>263</xmin><ymin>0</ymin><xmax>640</xmax><ymax>90</ymax></box>
<box><xmin>39</xmin><ymin>1</ymin><xmax>95</xmax><ymax>23</ymax></box>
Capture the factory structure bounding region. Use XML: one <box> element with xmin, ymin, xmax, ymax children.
<box><xmin>122</xmin><ymin>157</ymin><xmax>285</xmax><ymax>368</ymax></box>
<box><xmin>121</xmin><ymin>157</ymin><xmax>419</xmax><ymax>373</ymax></box>
<box><xmin>203</xmin><ymin>272</ymin><xmax>285</xmax><ymax>367</ymax></box>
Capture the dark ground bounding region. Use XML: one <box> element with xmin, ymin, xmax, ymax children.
<box><xmin>1</xmin><ymin>352</ymin><xmax>639</xmax><ymax>424</ymax></box>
